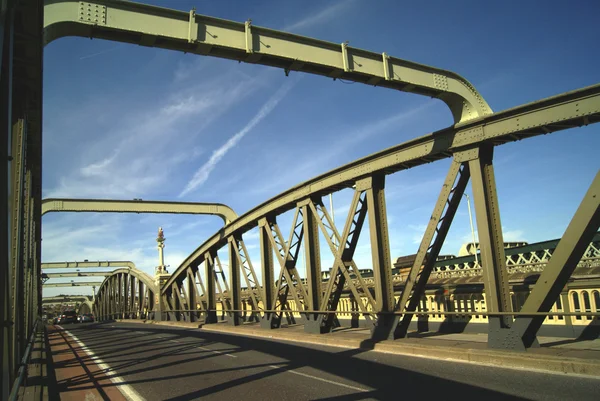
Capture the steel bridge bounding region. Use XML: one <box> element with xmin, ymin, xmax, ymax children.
<box><xmin>1</xmin><ymin>0</ymin><xmax>599</xmax><ymax>399</ymax></box>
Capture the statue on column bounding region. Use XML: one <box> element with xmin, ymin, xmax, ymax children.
<box><xmin>156</xmin><ymin>226</ymin><xmax>167</xmax><ymax>275</ymax></box>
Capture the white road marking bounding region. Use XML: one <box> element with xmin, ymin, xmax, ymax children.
<box><xmin>268</xmin><ymin>365</ymin><xmax>370</xmax><ymax>392</ymax></box>
<box><xmin>169</xmin><ymin>338</ymin><xmax>366</xmax><ymax>391</ymax></box>
<box><xmin>169</xmin><ymin>339</ymin><xmax>237</xmax><ymax>358</ymax></box>
<box><xmin>59</xmin><ymin>327</ymin><xmax>146</xmax><ymax>401</ymax></box>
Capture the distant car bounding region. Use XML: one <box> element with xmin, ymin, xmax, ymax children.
<box><xmin>80</xmin><ymin>314</ymin><xmax>94</xmax><ymax>323</ymax></box>
<box><xmin>59</xmin><ymin>310</ymin><xmax>78</xmax><ymax>324</ymax></box>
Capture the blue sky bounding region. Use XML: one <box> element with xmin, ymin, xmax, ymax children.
<box><xmin>41</xmin><ymin>0</ymin><xmax>600</xmax><ymax>297</ymax></box>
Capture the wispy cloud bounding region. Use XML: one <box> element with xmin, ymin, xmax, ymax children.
<box><xmin>179</xmin><ymin>79</ymin><xmax>298</xmax><ymax>197</ymax></box>
<box><xmin>43</xmin><ymin>70</ymin><xmax>262</xmax><ymax>199</ymax></box>
<box><xmin>283</xmin><ymin>1</ymin><xmax>355</xmax><ymax>32</ymax></box>
<box><xmin>242</xmin><ymin>100</ymin><xmax>435</xmax><ymax>198</ymax></box>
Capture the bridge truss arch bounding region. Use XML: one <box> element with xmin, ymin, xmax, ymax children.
<box><xmin>95</xmin><ymin>268</ymin><xmax>160</xmax><ymax>321</ymax></box>
<box><xmin>41</xmin><ymin>198</ymin><xmax>238</xmax><ymax>225</ymax></box>
<box><xmin>42</xmin><ymin>0</ymin><xmax>492</xmax><ymax>125</ymax></box>
<box><xmin>35</xmin><ymin>0</ymin><xmax>598</xmax><ymax>350</ymax></box>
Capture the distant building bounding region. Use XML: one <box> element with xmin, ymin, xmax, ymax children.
<box><xmin>457</xmin><ymin>241</ymin><xmax>528</xmax><ymax>257</ymax></box>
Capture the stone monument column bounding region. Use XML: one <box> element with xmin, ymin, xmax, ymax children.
<box><xmin>154</xmin><ymin>227</ymin><xmax>171</xmax><ymax>320</ymax></box>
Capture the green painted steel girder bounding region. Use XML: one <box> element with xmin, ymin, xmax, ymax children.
<box><xmin>41</xmin><ymin>261</ymin><xmax>136</xmax><ymax>269</ymax></box>
<box><xmin>97</xmin><ymin>267</ymin><xmax>158</xmax><ymax>295</ymax></box>
<box><xmin>44</xmin><ymin>272</ymin><xmax>111</xmax><ymax>278</ymax></box>
<box><xmin>43</xmin><ymin>0</ymin><xmax>492</xmax><ymax>125</ymax></box>
<box><xmin>43</xmin><ymin>281</ymin><xmax>104</xmax><ymax>287</ymax></box>
<box><xmin>42</xmin><ymin>296</ymin><xmax>92</xmax><ymax>303</ymax></box>
<box><xmin>162</xmin><ymin>84</ymin><xmax>600</xmax><ymax>293</ymax></box>
<box><xmin>42</xmin><ymin>198</ymin><xmax>238</xmax><ymax>225</ymax></box>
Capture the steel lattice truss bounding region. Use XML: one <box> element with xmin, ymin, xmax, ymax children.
<box><xmin>2</xmin><ymin>3</ymin><xmax>600</xmax><ymax>394</ymax></box>
<box><xmin>95</xmin><ymin>268</ymin><xmax>160</xmax><ymax>321</ymax></box>
<box><xmin>47</xmin><ymin>0</ymin><xmax>598</xmax><ymax>351</ymax></box>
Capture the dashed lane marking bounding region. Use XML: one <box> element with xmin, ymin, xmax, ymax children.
<box><xmin>268</xmin><ymin>365</ymin><xmax>370</xmax><ymax>392</ymax></box>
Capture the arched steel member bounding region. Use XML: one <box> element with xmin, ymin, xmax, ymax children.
<box><xmin>160</xmin><ymin>84</ymin><xmax>600</xmax><ymax>349</ymax></box>
<box><xmin>43</xmin><ymin>296</ymin><xmax>95</xmax><ymax>315</ymax></box>
<box><xmin>95</xmin><ymin>268</ymin><xmax>160</xmax><ymax>321</ymax></box>
<box><xmin>42</xmin><ymin>198</ymin><xmax>238</xmax><ymax>225</ymax></box>
<box><xmin>42</xmin><ymin>295</ymin><xmax>93</xmax><ymax>304</ymax></box>
<box><xmin>43</xmin><ymin>272</ymin><xmax>111</xmax><ymax>278</ymax></box>
<box><xmin>41</xmin><ymin>260</ymin><xmax>136</xmax><ymax>269</ymax></box>
<box><xmin>44</xmin><ymin>281</ymin><xmax>104</xmax><ymax>287</ymax></box>
<box><xmin>43</xmin><ymin>0</ymin><xmax>492</xmax><ymax>125</ymax></box>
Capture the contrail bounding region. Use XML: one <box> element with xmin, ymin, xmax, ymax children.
<box><xmin>179</xmin><ymin>79</ymin><xmax>297</xmax><ymax>197</ymax></box>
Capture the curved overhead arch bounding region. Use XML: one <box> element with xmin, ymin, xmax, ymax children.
<box><xmin>95</xmin><ymin>267</ymin><xmax>160</xmax><ymax>321</ymax></box>
<box><xmin>42</xmin><ymin>260</ymin><xmax>136</xmax><ymax>269</ymax></box>
<box><xmin>42</xmin><ymin>296</ymin><xmax>92</xmax><ymax>304</ymax></box>
<box><xmin>163</xmin><ymin>84</ymin><xmax>600</xmax><ymax>293</ymax></box>
<box><xmin>98</xmin><ymin>268</ymin><xmax>157</xmax><ymax>293</ymax></box>
<box><xmin>43</xmin><ymin>272</ymin><xmax>111</xmax><ymax>278</ymax></box>
<box><xmin>42</xmin><ymin>198</ymin><xmax>237</xmax><ymax>225</ymax></box>
<box><xmin>44</xmin><ymin>281</ymin><xmax>104</xmax><ymax>288</ymax></box>
<box><xmin>43</xmin><ymin>0</ymin><xmax>491</xmax><ymax>125</ymax></box>
<box><xmin>43</xmin><ymin>296</ymin><xmax>95</xmax><ymax>315</ymax></box>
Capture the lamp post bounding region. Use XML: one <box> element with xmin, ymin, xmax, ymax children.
<box><xmin>463</xmin><ymin>193</ymin><xmax>479</xmax><ymax>266</ymax></box>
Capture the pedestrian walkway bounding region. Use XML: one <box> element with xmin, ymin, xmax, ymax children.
<box><xmin>47</xmin><ymin>325</ymin><xmax>127</xmax><ymax>401</ymax></box>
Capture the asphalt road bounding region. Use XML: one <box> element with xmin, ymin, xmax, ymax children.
<box><xmin>55</xmin><ymin>322</ymin><xmax>599</xmax><ymax>401</ymax></box>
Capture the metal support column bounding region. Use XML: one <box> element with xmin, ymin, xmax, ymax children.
<box><xmin>122</xmin><ymin>273</ymin><xmax>129</xmax><ymax>319</ymax></box>
<box><xmin>258</xmin><ymin>218</ymin><xmax>275</xmax><ymax>329</ymax></box>
<box><xmin>361</xmin><ymin>175</ymin><xmax>395</xmax><ymax>339</ymax></box>
<box><xmin>0</xmin><ymin>5</ymin><xmax>15</xmax><ymax>395</ymax></box>
<box><xmin>468</xmin><ymin>144</ymin><xmax>513</xmax><ymax>347</ymax></box>
<box><xmin>503</xmin><ymin>171</ymin><xmax>600</xmax><ymax>349</ymax></box>
<box><xmin>227</xmin><ymin>237</ymin><xmax>241</xmax><ymax>325</ymax></box>
<box><xmin>204</xmin><ymin>251</ymin><xmax>217</xmax><ymax>323</ymax></box>
<box><xmin>384</xmin><ymin>160</ymin><xmax>469</xmax><ymax>340</ymax></box>
<box><xmin>10</xmin><ymin>119</ymin><xmax>25</xmax><ymax>378</ymax></box>
<box><xmin>302</xmin><ymin>200</ymin><xmax>323</xmax><ymax>333</ymax></box>
<box><xmin>187</xmin><ymin>268</ymin><xmax>198</xmax><ymax>322</ymax></box>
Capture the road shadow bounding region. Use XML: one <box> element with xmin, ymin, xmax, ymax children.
<box><xmin>44</xmin><ymin>323</ymin><xmax>531</xmax><ymax>401</ymax></box>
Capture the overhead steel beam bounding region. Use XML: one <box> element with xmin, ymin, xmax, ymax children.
<box><xmin>41</xmin><ymin>261</ymin><xmax>136</xmax><ymax>269</ymax></box>
<box><xmin>96</xmin><ymin>267</ymin><xmax>158</xmax><ymax>296</ymax></box>
<box><xmin>43</xmin><ymin>272</ymin><xmax>111</xmax><ymax>278</ymax></box>
<box><xmin>42</xmin><ymin>296</ymin><xmax>91</xmax><ymax>303</ymax></box>
<box><xmin>43</xmin><ymin>281</ymin><xmax>104</xmax><ymax>287</ymax></box>
<box><xmin>163</xmin><ymin>84</ymin><xmax>600</xmax><ymax>293</ymax></box>
<box><xmin>42</xmin><ymin>198</ymin><xmax>237</xmax><ymax>225</ymax></box>
<box><xmin>43</xmin><ymin>0</ymin><xmax>492</xmax><ymax>125</ymax></box>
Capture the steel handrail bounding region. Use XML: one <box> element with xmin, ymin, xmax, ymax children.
<box><xmin>8</xmin><ymin>317</ymin><xmax>41</xmax><ymax>401</ymax></box>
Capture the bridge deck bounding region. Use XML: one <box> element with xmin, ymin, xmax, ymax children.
<box><xmin>37</xmin><ymin>322</ymin><xmax>600</xmax><ymax>401</ymax></box>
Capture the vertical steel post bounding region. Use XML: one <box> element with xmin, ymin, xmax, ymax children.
<box><xmin>360</xmin><ymin>175</ymin><xmax>395</xmax><ymax>338</ymax></box>
<box><xmin>10</xmin><ymin>119</ymin><xmax>25</xmax><ymax>374</ymax></box>
<box><xmin>130</xmin><ymin>276</ymin><xmax>135</xmax><ymax>318</ymax></box>
<box><xmin>258</xmin><ymin>218</ymin><xmax>275</xmax><ymax>329</ymax></box>
<box><xmin>302</xmin><ymin>201</ymin><xmax>323</xmax><ymax>333</ymax></box>
<box><xmin>384</xmin><ymin>160</ymin><xmax>469</xmax><ymax>340</ymax></box>
<box><xmin>138</xmin><ymin>282</ymin><xmax>145</xmax><ymax>319</ymax></box>
<box><xmin>468</xmin><ymin>144</ymin><xmax>513</xmax><ymax>347</ymax></box>
<box><xmin>0</xmin><ymin>7</ymin><xmax>15</xmax><ymax>395</ymax></box>
<box><xmin>204</xmin><ymin>252</ymin><xmax>217</xmax><ymax>323</ymax></box>
<box><xmin>187</xmin><ymin>268</ymin><xmax>198</xmax><ymax>322</ymax></box>
<box><xmin>505</xmin><ymin>171</ymin><xmax>600</xmax><ymax>349</ymax></box>
<box><xmin>228</xmin><ymin>237</ymin><xmax>241</xmax><ymax>326</ymax></box>
<box><xmin>21</xmin><ymin>172</ymin><xmax>30</xmax><ymax>339</ymax></box>
<box><xmin>122</xmin><ymin>273</ymin><xmax>129</xmax><ymax>319</ymax></box>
